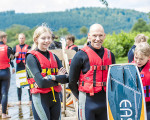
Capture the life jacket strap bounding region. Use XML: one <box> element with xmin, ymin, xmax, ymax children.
<box><xmin>80</xmin><ymin>81</ymin><xmax>106</xmax><ymax>96</ymax></box>
<box><xmin>144</xmin><ymin>85</ymin><xmax>150</xmax><ymax>98</ymax></box>
<box><xmin>90</xmin><ymin>65</ymin><xmax>109</xmax><ymax>70</ymax></box>
<box><xmin>80</xmin><ymin>81</ymin><xmax>106</xmax><ymax>87</ymax></box>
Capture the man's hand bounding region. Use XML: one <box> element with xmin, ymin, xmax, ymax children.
<box><xmin>12</xmin><ymin>68</ymin><xmax>15</xmax><ymax>74</ymax></box>
<box><xmin>15</xmin><ymin>52</ymin><xmax>19</xmax><ymax>57</ymax></box>
<box><xmin>57</xmin><ymin>67</ymin><xmax>67</xmax><ymax>75</ymax></box>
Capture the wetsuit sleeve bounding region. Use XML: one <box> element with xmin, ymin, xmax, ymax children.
<box><xmin>10</xmin><ymin>61</ymin><xmax>14</xmax><ymax>68</ymax></box>
<box><xmin>13</xmin><ymin>46</ymin><xmax>16</xmax><ymax>54</ymax></box>
<box><xmin>72</xmin><ymin>47</ymin><xmax>78</xmax><ymax>52</ymax></box>
<box><xmin>7</xmin><ymin>47</ymin><xmax>14</xmax><ymax>60</ymax></box>
<box><xmin>54</xmin><ymin>54</ymin><xmax>69</xmax><ymax>84</ymax></box>
<box><xmin>26</xmin><ymin>54</ymin><xmax>58</xmax><ymax>88</ymax></box>
<box><xmin>111</xmin><ymin>52</ymin><xmax>116</xmax><ymax>64</ymax></box>
<box><xmin>69</xmin><ymin>51</ymin><xmax>84</xmax><ymax>99</ymax></box>
<box><xmin>7</xmin><ymin>46</ymin><xmax>15</xmax><ymax>67</ymax></box>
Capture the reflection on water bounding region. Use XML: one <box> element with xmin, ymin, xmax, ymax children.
<box><xmin>9</xmin><ymin>60</ymin><xmax>30</xmax><ymax>103</ymax></box>
<box><xmin>6</xmin><ymin>105</ymin><xmax>33</xmax><ymax>120</ymax></box>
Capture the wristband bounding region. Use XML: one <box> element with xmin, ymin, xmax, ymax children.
<box><xmin>48</xmin><ymin>75</ymin><xmax>52</xmax><ymax>80</ymax></box>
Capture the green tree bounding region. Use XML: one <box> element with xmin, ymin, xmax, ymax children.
<box><xmin>131</xmin><ymin>18</ymin><xmax>149</xmax><ymax>32</ymax></box>
<box><xmin>148</xmin><ymin>12</ymin><xmax>150</xmax><ymax>19</ymax></box>
<box><xmin>80</xmin><ymin>26</ymin><xmax>88</xmax><ymax>37</ymax></box>
<box><xmin>56</xmin><ymin>28</ymin><xmax>70</xmax><ymax>37</ymax></box>
<box><xmin>6</xmin><ymin>24</ymin><xmax>30</xmax><ymax>43</ymax></box>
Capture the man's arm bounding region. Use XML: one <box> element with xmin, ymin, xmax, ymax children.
<box><xmin>69</xmin><ymin>51</ymin><xmax>84</xmax><ymax>99</ymax></box>
<box><xmin>26</xmin><ymin>54</ymin><xmax>59</xmax><ymax>88</ymax></box>
<box><xmin>8</xmin><ymin>46</ymin><xmax>15</xmax><ymax>73</ymax></box>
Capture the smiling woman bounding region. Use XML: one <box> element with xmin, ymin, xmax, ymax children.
<box><xmin>25</xmin><ymin>24</ymin><xmax>69</xmax><ymax>120</ymax></box>
<box><xmin>31</xmin><ymin>25</ymin><xmax>52</xmax><ymax>51</ymax></box>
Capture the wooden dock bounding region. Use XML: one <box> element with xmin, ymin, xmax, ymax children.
<box><xmin>0</xmin><ymin>102</ymin><xmax>77</xmax><ymax>120</ymax></box>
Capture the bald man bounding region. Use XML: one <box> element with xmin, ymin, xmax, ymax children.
<box><xmin>13</xmin><ymin>33</ymin><xmax>32</xmax><ymax>105</ymax></box>
<box><xmin>69</xmin><ymin>24</ymin><xmax>115</xmax><ymax>120</ymax></box>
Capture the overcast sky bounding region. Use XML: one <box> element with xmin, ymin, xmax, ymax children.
<box><xmin>0</xmin><ymin>0</ymin><xmax>150</xmax><ymax>13</ymax></box>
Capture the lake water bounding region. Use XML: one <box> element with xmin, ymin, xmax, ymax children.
<box><xmin>8</xmin><ymin>61</ymin><xmax>30</xmax><ymax>103</ymax></box>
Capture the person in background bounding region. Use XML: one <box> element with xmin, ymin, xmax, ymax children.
<box><xmin>13</xmin><ymin>33</ymin><xmax>32</xmax><ymax>105</ymax></box>
<box><xmin>65</xmin><ymin>34</ymin><xmax>78</xmax><ymax>52</ymax></box>
<box><xmin>25</xmin><ymin>25</ymin><xmax>69</xmax><ymax>120</ymax></box>
<box><xmin>0</xmin><ymin>31</ymin><xmax>15</xmax><ymax>118</ymax></box>
<box><xmin>128</xmin><ymin>34</ymin><xmax>149</xmax><ymax>63</ymax></box>
<box><xmin>133</xmin><ymin>42</ymin><xmax>150</xmax><ymax>119</ymax></box>
<box><xmin>49</xmin><ymin>34</ymin><xmax>62</xmax><ymax>49</ymax></box>
<box><xmin>69</xmin><ymin>24</ymin><xmax>115</xmax><ymax>120</ymax></box>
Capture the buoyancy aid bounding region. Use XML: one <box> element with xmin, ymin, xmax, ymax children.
<box><xmin>26</xmin><ymin>50</ymin><xmax>62</xmax><ymax>95</ymax></box>
<box><xmin>0</xmin><ymin>44</ymin><xmax>10</xmax><ymax>69</ymax></box>
<box><xmin>66</xmin><ymin>44</ymin><xmax>77</xmax><ymax>50</ymax></box>
<box><xmin>140</xmin><ymin>60</ymin><xmax>150</xmax><ymax>102</ymax></box>
<box><xmin>78</xmin><ymin>46</ymin><xmax>112</xmax><ymax>96</ymax></box>
<box><xmin>66</xmin><ymin>44</ymin><xmax>77</xmax><ymax>64</ymax></box>
<box><xmin>16</xmin><ymin>44</ymin><xmax>29</xmax><ymax>64</ymax></box>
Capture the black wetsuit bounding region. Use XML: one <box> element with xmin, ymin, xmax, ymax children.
<box><xmin>26</xmin><ymin>49</ymin><xmax>69</xmax><ymax>120</ymax></box>
<box><xmin>69</xmin><ymin>44</ymin><xmax>115</xmax><ymax>120</ymax></box>
<box><xmin>13</xmin><ymin>44</ymin><xmax>32</xmax><ymax>102</ymax></box>
<box><xmin>128</xmin><ymin>45</ymin><xmax>136</xmax><ymax>63</ymax></box>
<box><xmin>0</xmin><ymin>41</ymin><xmax>14</xmax><ymax>114</ymax></box>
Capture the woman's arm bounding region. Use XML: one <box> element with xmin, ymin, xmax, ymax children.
<box><xmin>26</xmin><ymin>54</ymin><xmax>59</xmax><ymax>88</ymax></box>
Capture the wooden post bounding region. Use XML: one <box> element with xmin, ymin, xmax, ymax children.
<box><xmin>50</xmin><ymin>39</ymin><xmax>77</xmax><ymax>119</ymax></box>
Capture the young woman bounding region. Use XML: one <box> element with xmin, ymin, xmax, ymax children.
<box><xmin>25</xmin><ymin>25</ymin><xmax>69</xmax><ymax>120</ymax></box>
<box><xmin>133</xmin><ymin>42</ymin><xmax>150</xmax><ymax>119</ymax></box>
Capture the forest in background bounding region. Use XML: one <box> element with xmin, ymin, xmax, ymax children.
<box><xmin>0</xmin><ymin>7</ymin><xmax>150</xmax><ymax>58</ymax></box>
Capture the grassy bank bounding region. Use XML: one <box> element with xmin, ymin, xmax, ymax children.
<box><xmin>116</xmin><ymin>57</ymin><xmax>128</xmax><ymax>64</ymax></box>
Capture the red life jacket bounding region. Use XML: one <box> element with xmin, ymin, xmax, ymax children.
<box><xmin>16</xmin><ymin>44</ymin><xmax>29</xmax><ymax>64</ymax></box>
<box><xmin>66</xmin><ymin>44</ymin><xmax>77</xmax><ymax>50</ymax></box>
<box><xmin>140</xmin><ymin>60</ymin><xmax>150</xmax><ymax>102</ymax></box>
<box><xmin>66</xmin><ymin>44</ymin><xmax>77</xmax><ymax>64</ymax></box>
<box><xmin>78</xmin><ymin>46</ymin><xmax>112</xmax><ymax>96</ymax></box>
<box><xmin>0</xmin><ymin>44</ymin><xmax>10</xmax><ymax>69</ymax></box>
<box><xmin>27</xmin><ymin>50</ymin><xmax>62</xmax><ymax>94</ymax></box>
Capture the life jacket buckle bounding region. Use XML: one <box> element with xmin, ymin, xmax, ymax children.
<box><xmin>82</xmin><ymin>81</ymin><xmax>84</xmax><ymax>86</ymax></box>
<box><xmin>101</xmin><ymin>82</ymin><xmax>106</xmax><ymax>86</ymax></box>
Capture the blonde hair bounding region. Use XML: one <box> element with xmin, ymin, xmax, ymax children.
<box><xmin>31</xmin><ymin>25</ymin><xmax>52</xmax><ymax>50</ymax></box>
<box><xmin>0</xmin><ymin>31</ymin><xmax>7</xmax><ymax>41</ymax></box>
<box><xmin>134</xmin><ymin>42</ymin><xmax>150</xmax><ymax>57</ymax></box>
<box><xmin>134</xmin><ymin>34</ymin><xmax>149</xmax><ymax>45</ymax></box>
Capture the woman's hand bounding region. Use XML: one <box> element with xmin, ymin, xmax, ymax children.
<box><xmin>57</xmin><ymin>67</ymin><xmax>67</xmax><ymax>75</ymax></box>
